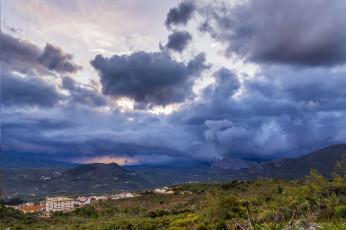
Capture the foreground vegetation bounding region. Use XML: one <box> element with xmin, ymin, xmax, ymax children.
<box><xmin>1</xmin><ymin>166</ymin><xmax>345</xmax><ymax>229</ymax></box>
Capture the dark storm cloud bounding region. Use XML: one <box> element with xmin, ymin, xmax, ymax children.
<box><xmin>1</xmin><ymin>31</ymin><xmax>43</xmax><ymax>73</ymax></box>
<box><xmin>91</xmin><ymin>51</ymin><xmax>207</xmax><ymax>106</ymax></box>
<box><xmin>3</xmin><ymin>65</ymin><xmax>346</xmax><ymax>162</ymax></box>
<box><xmin>165</xmin><ymin>0</ymin><xmax>195</xmax><ymax>29</ymax></box>
<box><xmin>1</xmin><ymin>32</ymin><xmax>96</xmax><ymax>109</ymax></box>
<box><xmin>187</xmin><ymin>52</ymin><xmax>210</xmax><ymax>75</ymax></box>
<box><xmin>2</xmin><ymin>73</ymin><xmax>63</xmax><ymax>108</ymax></box>
<box><xmin>203</xmin><ymin>67</ymin><xmax>240</xmax><ymax>100</ymax></box>
<box><xmin>165</xmin><ymin>30</ymin><xmax>192</xmax><ymax>52</ymax></box>
<box><xmin>1</xmin><ymin>32</ymin><xmax>41</xmax><ymax>62</ymax></box>
<box><xmin>61</xmin><ymin>76</ymin><xmax>107</xmax><ymax>107</ymax></box>
<box><xmin>171</xmin><ymin>65</ymin><xmax>346</xmax><ymax>159</ymax></box>
<box><xmin>1</xmin><ymin>32</ymin><xmax>81</xmax><ymax>74</ymax></box>
<box><xmin>39</xmin><ymin>43</ymin><xmax>82</xmax><ymax>73</ymax></box>
<box><xmin>1</xmin><ymin>104</ymin><xmax>198</xmax><ymax>162</ymax></box>
<box><xmin>196</xmin><ymin>0</ymin><xmax>346</xmax><ymax>66</ymax></box>
<box><xmin>3</xmin><ymin>0</ymin><xmax>346</xmax><ymax>165</ymax></box>
<box><xmin>3</xmin><ymin>118</ymin><xmax>75</xmax><ymax>132</ymax></box>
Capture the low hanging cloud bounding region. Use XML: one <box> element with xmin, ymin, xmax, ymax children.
<box><xmin>165</xmin><ymin>0</ymin><xmax>195</xmax><ymax>29</ymax></box>
<box><xmin>195</xmin><ymin>0</ymin><xmax>346</xmax><ymax>66</ymax></box>
<box><xmin>91</xmin><ymin>51</ymin><xmax>207</xmax><ymax>106</ymax></box>
<box><xmin>39</xmin><ymin>44</ymin><xmax>82</xmax><ymax>73</ymax></box>
<box><xmin>165</xmin><ymin>30</ymin><xmax>192</xmax><ymax>53</ymax></box>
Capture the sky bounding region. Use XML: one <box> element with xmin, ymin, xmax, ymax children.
<box><xmin>1</xmin><ymin>0</ymin><xmax>346</xmax><ymax>166</ymax></box>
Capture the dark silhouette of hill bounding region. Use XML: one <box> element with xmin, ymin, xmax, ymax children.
<box><xmin>64</xmin><ymin>163</ymin><xmax>128</xmax><ymax>177</ymax></box>
<box><xmin>1</xmin><ymin>155</ymin><xmax>81</xmax><ymax>169</ymax></box>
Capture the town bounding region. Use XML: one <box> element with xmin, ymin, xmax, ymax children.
<box><xmin>4</xmin><ymin>187</ymin><xmax>194</xmax><ymax>216</ymax></box>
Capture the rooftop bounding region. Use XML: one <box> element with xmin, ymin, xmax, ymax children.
<box><xmin>20</xmin><ymin>204</ymin><xmax>45</xmax><ymax>211</ymax></box>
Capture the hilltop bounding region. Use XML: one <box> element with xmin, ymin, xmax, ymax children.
<box><xmin>1</xmin><ymin>163</ymin><xmax>151</xmax><ymax>199</ymax></box>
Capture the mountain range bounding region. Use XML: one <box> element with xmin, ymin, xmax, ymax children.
<box><xmin>235</xmin><ymin>143</ymin><xmax>346</xmax><ymax>179</ymax></box>
<box><xmin>1</xmin><ymin>155</ymin><xmax>81</xmax><ymax>169</ymax></box>
<box><xmin>1</xmin><ymin>144</ymin><xmax>345</xmax><ymax>199</ymax></box>
<box><xmin>209</xmin><ymin>158</ymin><xmax>258</xmax><ymax>174</ymax></box>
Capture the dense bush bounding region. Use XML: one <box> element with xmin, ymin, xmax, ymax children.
<box><xmin>335</xmin><ymin>205</ymin><xmax>346</xmax><ymax>218</ymax></box>
<box><xmin>147</xmin><ymin>209</ymin><xmax>169</xmax><ymax>218</ymax></box>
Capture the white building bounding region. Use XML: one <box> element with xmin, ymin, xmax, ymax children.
<box><xmin>110</xmin><ymin>192</ymin><xmax>140</xmax><ymax>200</ymax></box>
<box><xmin>46</xmin><ymin>196</ymin><xmax>74</xmax><ymax>212</ymax></box>
<box><xmin>74</xmin><ymin>197</ymin><xmax>91</xmax><ymax>206</ymax></box>
<box><xmin>90</xmin><ymin>195</ymin><xmax>108</xmax><ymax>203</ymax></box>
<box><xmin>154</xmin><ymin>188</ymin><xmax>167</xmax><ymax>194</ymax></box>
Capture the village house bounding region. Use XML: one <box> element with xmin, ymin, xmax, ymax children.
<box><xmin>154</xmin><ymin>188</ymin><xmax>167</xmax><ymax>194</ymax></box>
<box><xmin>111</xmin><ymin>192</ymin><xmax>140</xmax><ymax>200</ymax></box>
<box><xmin>20</xmin><ymin>204</ymin><xmax>45</xmax><ymax>214</ymax></box>
<box><xmin>46</xmin><ymin>196</ymin><xmax>74</xmax><ymax>212</ymax></box>
<box><xmin>74</xmin><ymin>197</ymin><xmax>91</xmax><ymax>206</ymax></box>
<box><xmin>90</xmin><ymin>195</ymin><xmax>108</xmax><ymax>203</ymax></box>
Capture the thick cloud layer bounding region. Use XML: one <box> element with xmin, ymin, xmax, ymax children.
<box><xmin>91</xmin><ymin>51</ymin><xmax>206</xmax><ymax>106</ymax></box>
<box><xmin>1</xmin><ymin>32</ymin><xmax>41</xmax><ymax>64</ymax></box>
<box><xmin>171</xmin><ymin>64</ymin><xmax>346</xmax><ymax>159</ymax></box>
<box><xmin>165</xmin><ymin>1</ymin><xmax>195</xmax><ymax>29</ymax></box>
<box><xmin>197</xmin><ymin>0</ymin><xmax>346</xmax><ymax>66</ymax></box>
<box><xmin>2</xmin><ymin>73</ymin><xmax>63</xmax><ymax>108</ymax></box>
<box><xmin>1</xmin><ymin>32</ymin><xmax>103</xmax><ymax>109</ymax></box>
<box><xmin>1</xmin><ymin>32</ymin><xmax>81</xmax><ymax>74</ymax></box>
<box><xmin>203</xmin><ymin>67</ymin><xmax>240</xmax><ymax>100</ymax></box>
<box><xmin>1</xmin><ymin>32</ymin><xmax>43</xmax><ymax>74</ymax></box>
<box><xmin>2</xmin><ymin>1</ymin><xmax>346</xmax><ymax>166</ymax></box>
<box><xmin>61</xmin><ymin>77</ymin><xmax>107</xmax><ymax>107</ymax></box>
<box><xmin>165</xmin><ymin>30</ymin><xmax>192</xmax><ymax>53</ymax></box>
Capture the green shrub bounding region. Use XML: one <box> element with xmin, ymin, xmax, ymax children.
<box><xmin>196</xmin><ymin>223</ymin><xmax>208</xmax><ymax>230</ymax></box>
<box><xmin>221</xmin><ymin>180</ymin><xmax>240</xmax><ymax>190</ymax></box>
<box><xmin>335</xmin><ymin>205</ymin><xmax>346</xmax><ymax>218</ymax></box>
<box><xmin>215</xmin><ymin>221</ymin><xmax>227</xmax><ymax>230</ymax></box>
<box><xmin>147</xmin><ymin>209</ymin><xmax>169</xmax><ymax>218</ymax></box>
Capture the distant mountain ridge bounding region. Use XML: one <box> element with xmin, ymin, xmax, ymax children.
<box><xmin>1</xmin><ymin>144</ymin><xmax>345</xmax><ymax>199</ymax></box>
<box><xmin>236</xmin><ymin>144</ymin><xmax>346</xmax><ymax>179</ymax></box>
<box><xmin>1</xmin><ymin>163</ymin><xmax>151</xmax><ymax>198</ymax></box>
<box><xmin>209</xmin><ymin>158</ymin><xmax>258</xmax><ymax>174</ymax></box>
<box><xmin>1</xmin><ymin>155</ymin><xmax>82</xmax><ymax>169</ymax></box>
